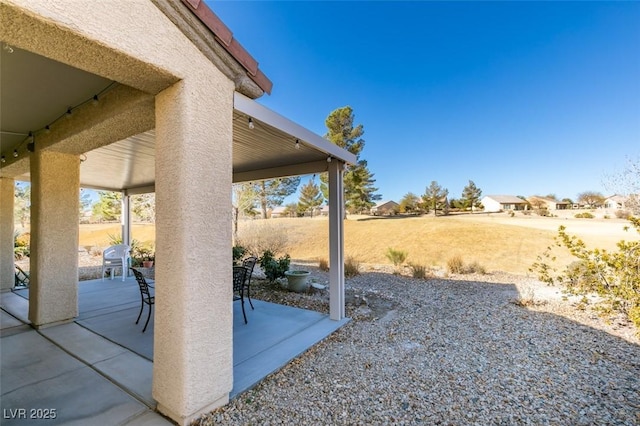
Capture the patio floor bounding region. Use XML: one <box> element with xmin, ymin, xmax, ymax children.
<box><xmin>0</xmin><ymin>277</ymin><xmax>348</xmax><ymax>425</ymax></box>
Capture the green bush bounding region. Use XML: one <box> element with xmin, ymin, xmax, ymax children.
<box><xmin>574</xmin><ymin>212</ymin><xmax>595</xmax><ymax>219</ymax></box>
<box><xmin>259</xmin><ymin>250</ymin><xmax>290</xmax><ymax>282</ymax></box>
<box><xmin>385</xmin><ymin>247</ymin><xmax>408</xmax><ymax>273</ymax></box>
<box><xmin>14</xmin><ymin>231</ymin><xmax>30</xmax><ymax>260</ymax></box>
<box><xmin>530</xmin><ymin>217</ymin><xmax>640</xmax><ymax>330</ymax></box>
<box><xmin>233</xmin><ymin>245</ymin><xmax>246</xmax><ymax>265</ymax></box>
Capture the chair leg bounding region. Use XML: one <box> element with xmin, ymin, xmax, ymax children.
<box><xmin>142</xmin><ymin>303</ymin><xmax>152</xmax><ymax>333</ymax></box>
<box><xmin>136</xmin><ymin>302</ymin><xmax>143</xmax><ymax>324</ymax></box>
<box><xmin>241</xmin><ymin>298</ymin><xmax>247</xmax><ymax>324</ymax></box>
<box><xmin>246</xmin><ymin>285</ymin><xmax>254</xmax><ymax>310</ymax></box>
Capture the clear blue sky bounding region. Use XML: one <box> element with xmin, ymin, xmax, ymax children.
<box><xmin>211</xmin><ymin>1</ymin><xmax>640</xmax><ymax>203</ymax></box>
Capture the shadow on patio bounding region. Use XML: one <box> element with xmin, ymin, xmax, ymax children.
<box><xmin>0</xmin><ymin>277</ymin><xmax>348</xmax><ymax>425</ymax></box>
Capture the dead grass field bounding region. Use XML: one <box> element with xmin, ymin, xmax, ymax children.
<box><xmin>74</xmin><ymin>213</ymin><xmax>638</xmax><ymax>275</ymax></box>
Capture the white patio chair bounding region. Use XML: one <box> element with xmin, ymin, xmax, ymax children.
<box><xmin>102</xmin><ymin>244</ymin><xmax>130</xmax><ymax>281</ymax></box>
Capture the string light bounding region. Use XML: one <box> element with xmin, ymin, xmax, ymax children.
<box><xmin>0</xmin><ymin>81</ymin><xmax>117</xmax><ymax>163</ymax></box>
<box><xmin>248</xmin><ymin>117</ymin><xmax>255</xmax><ymax>130</ymax></box>
<box><xmin>27</xmin><ymin>132</ymin><xmax>35</xmax><ymax>152</ymax></box>
<box><xmin>1</xmin><ymin>155</ymin><xmax>5</xmax><ymax>163</ymax></box>
<box><xmin>327</xmin><ymin>156</ymin><xmax>332</xmax><ymax>163</ymax></box>
<box><xmin>295</xmin><ymin>139</ymin><xmax>300</xmax><ymax>150</ymax></box>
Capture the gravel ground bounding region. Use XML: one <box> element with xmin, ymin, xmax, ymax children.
<box><xmin>196</xmin><ymin>264</ymin><xmax>640</xmax><ymax>425</ymax></box>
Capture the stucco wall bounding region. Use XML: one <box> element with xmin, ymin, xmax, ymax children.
<box><xmin>0</xmin><ymin>178</ymin><xmax>15</xmax><ymax>291</ymax></box>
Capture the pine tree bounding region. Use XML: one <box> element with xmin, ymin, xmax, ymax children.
<box><xmin>320</xmin><ymin>106</ymin><xmax>380</xmax><ymax>212</ymax></box>
<box><xmin>298</xmin><ymin>179</ymin><xmax>323</xmax><ymax>217</ymax></box>
<box><xmin>461</xmin><ymin>180</ymin><xmax>482</xmax><ymax>213</ymax></box>
<box><xmin>422</xmin><ymin>181</ymin><xmax>448</xmax><ymax>216</ymax></box>
<box><xmin>92</xmin><ymin>191</ymin><xmax>121</xmax><ymax>221</ymax></box>
<box><xmin>248</xmin><ymin>177</ymin><xmax>301</xmax><ymax>219</ymax></box>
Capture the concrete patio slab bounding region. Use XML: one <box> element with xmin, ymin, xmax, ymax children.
<box><xmin>1</xmin><ymin>278</ymin><xmax>349</xmax><ymax>425</ymax></box>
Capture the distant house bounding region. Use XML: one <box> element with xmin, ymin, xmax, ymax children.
<box><xmin>527</xmin><ymin>196</ymin><xmax>571</xmax><ymax>210</ymax></box>
<box><xmin>604</xmin><ymin>194</ymin><xmax>629</xmax><ymax>210</ymax></box>
<box><xmin>371</xmin><ymin>200</ymin><xmax>399</xmax><ymax>216</ymax></box>
<box><xmin>270</xmin><ymin>206</ymin><xmax>288</xmax><ymax>218</ymax></box>
<box><xmin>481</xmin><ymin>195</ymin><xmax>529</xmax><ymax>212</ymax></box>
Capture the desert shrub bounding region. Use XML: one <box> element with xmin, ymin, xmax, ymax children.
<box><xmin>574</xmin><ymin>212</ymin><xmax>595</xmax><ymax>219</ymax></box>
<box><xmin>447</xmin><ymin>255</ymin><xmax>486</xmax><ymax>274</ymax></box>
<box><xmin>509</xmin><ymin>211</ymin><xmax>515</xmax><ymax>217</ymax></box>
<box><xmin>521</xmin><ymin>210</ymin><xmax>531</xmax><ymax>216</ymax></box>
<box><xmin>530</xmin><ymin>217</ymin><xmax>640</xmax><ymax>330</ymax></box>
<box><xmin>237</xmin><ymin>221</ymin><xmax>288</xmax><ymax>257</ymax></box>
<box><xmin>344</xmin><ymin>256</ymin><xmax>360</xmax><ymax>277</ymax></box>
<box><xmin>14</xmin><ymin>231</ymin><xmax>30</xmax><ymax>260</ymax></box>
<box><xmin>233</xmin><ymin>245</ymin><xmax>246</xmax><ymax>264</ymax></box>
<box><xmin>447</xmin><ymin>255</ymin><xmax>465</xmax><ymax>274</ymax></box>
<box><xmin>616</xmin><ymin>210</ymin><xmax>631</xmax><ymax>219</ymax></box>
<box><xmin>466</xmin><ymin>261</ymin><xmax>486</xmax><ymax>274</ymax></box>
<box><xmin>409</xmin><ymin>263</ymin><xmax>429</xmax><ymax>279</ymax></box>
<box><xmin>385</xmin><ymin>247</ymin><xmax>408</xmax><ymax>273</ymax></box>
<box><xmin>318</xmin><ymin>258</ymin><xmax>329</xmax><ymax>271</ymax></box>
<box><xmin>258</xmin><ymin>250</ymin><xmax>290</xmax><ymax>282</ymax></box>
<box><xmin>535</xmin><ymin>209</ymin><xmax>549</xmax><ymax>217</ymax></box>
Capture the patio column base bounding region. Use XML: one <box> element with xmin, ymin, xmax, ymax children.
<box><xmin>157</xmin><ymin>395</ymin><xmax>229</xmax><ymax>426</ymax></box>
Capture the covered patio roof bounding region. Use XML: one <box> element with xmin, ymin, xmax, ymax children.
<box><xmin>0</xmin><ymin>47</ymin><xmax>356</xmax><ymax>191</ymax></box>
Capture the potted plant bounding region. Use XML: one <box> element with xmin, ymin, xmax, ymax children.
<box><xmin>284</xmin><ymin>269</ymin><xmax>311</xmax><ymax>292</ymax></box>
<box><xmin>132</xmin><ymin>244</ymin><xmax>155</xmax><ymax>268</ymax></box>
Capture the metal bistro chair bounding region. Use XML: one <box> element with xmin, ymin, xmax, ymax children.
<box><xmin>242</xmin><ymin>256</ymin><xmax>257</xmax><ymax>310</ymax></box>
<box><xmin>130</xmin><ymin>268</ymin><xmax>155</xmax><ymax>332</ymax></box>
<box><xmin>233</xmin><ymin>266</ymin><xmax>249</xmax><ymax>324</ymax></box>
<box><xmin>14</xmin><ymin>265</ymin><xmax>29</xmax><ymax>288</ymax></box>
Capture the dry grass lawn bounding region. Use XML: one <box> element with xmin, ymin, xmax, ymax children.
<box><xmin>74</xmin><ymin>213</ymin><xmax>638</xmax><ymax>276</ymax></box>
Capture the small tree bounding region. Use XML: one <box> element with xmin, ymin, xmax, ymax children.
<box><xmin>297</xmin><ymin>179</ymin><xmax>323</xmax><ymax>217</ymax></box>
<box><xmin>423</xmin><ymin>181</ymin><xmax>448</xmax><ymax>216</ymax></box>
<box><xmin>92</xmin><ymin>191</ymin><xmax>121</xmax><ymax>222</ymax></box>
<box><xmin>461</xmin><ymin>180</ymin><xmax>482</xmax><ymax>213</ymax></box>
<box><xmin>577</xmin><ymin>191</ymin><xmax>605</xmax><ymax>208</ymax></box>
<box><xmin>399</xmin><ymin>192</ymin><xmax>420</xmax><ymax>214</ymax></box>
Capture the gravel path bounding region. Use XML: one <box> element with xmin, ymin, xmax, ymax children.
<box><xmin>196</xmin><ymin>266</ymin><xmax>640</xmax><ymax>425</ymax></box>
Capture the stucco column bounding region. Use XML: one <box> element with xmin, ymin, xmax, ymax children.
<box><xmin>0</xmin><ymin>177</ymin><xmax>15</xmax><ymax>291</ymax></box>
<box><xmin>153</xmin><ymin>75</ymin><xmax>234</xmax><ymax>425</ymax></box>
<box><xmin>328</xmin><ymin>160</ymin><xmax>346</xmax><ymax>320</ymax></box>
<box><xmin>29</xmin><ymin>150</ymin><xmax>79</xmax><ymax>327</ymax></box>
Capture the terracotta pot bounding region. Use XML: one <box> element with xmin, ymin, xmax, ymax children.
<box><xmin>142</xmin><ymin>261</ymin><xmax>154</xmax><ymax>268</ymax></box>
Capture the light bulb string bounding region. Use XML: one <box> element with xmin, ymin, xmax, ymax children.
<box><xmin>2</xmin><ymin>81</ymin><xmax>118</xmax><ymax>160</ymax></box>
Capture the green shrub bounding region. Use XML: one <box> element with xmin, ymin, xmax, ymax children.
<box><xmin>259</xmin><ymin>250</ymin><xmax>290</xmax><ymax>282</ymax></box>
<box><xmin>530</xmin><ymin>217</ymin><xmax>640</xmax><ymax>330</ymax></box>
<box><xmin>14</xmin><ymin>231</ymin><xmax>30</xmax><ymax>260</ymax></box>
<box><xmin>233</xmin><ymin>245</ymin><xmax>246</xmax><ymax>264</ymax></box>
<box><xmin>385</xmin><ymin>247</ymin><xmax>408</xmax><ymax>273</ymax></box>
<box><xmin>344</xmin><ymin>256</ymin><xmax>360</xmax><ymax>277</ymax></box>
<box><xmin>574</xmin><ymin>212</ymin><xmax>595</xmax><ymax>219</ymax></box>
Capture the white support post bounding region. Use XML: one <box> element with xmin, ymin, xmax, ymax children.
<box><xmin>328</xmin><ymin>160</ymin><xmax>345</xmax><ymax>320</ymax></box>
<box><xmin>121</xmin><ymin>192</ymin><xmax>131</xmax><ymax>276</ymax></box>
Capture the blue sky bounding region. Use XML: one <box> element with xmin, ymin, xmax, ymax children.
<box><xmin>211</xmin><ymin>1</ymin><xmax>639</xmax><ymax>203</ymax></box>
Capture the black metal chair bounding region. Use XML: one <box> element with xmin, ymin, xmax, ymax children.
<box><xmin>130</xmin><ymin>268</ymin><xmax>154</xmax><ymax>332</ymax></box>
<box><xmin>233</xmin><ymin>266</ymin><xmax>248</xmax><ymax>324</ymax></box>
<box><xmin>242</xmin><ymin>256</ymin><xmax>257</xmax><ymax>310</ymax></box>
<box><xmin>14</xmin><ymin>265</ymin><xmax>29</xmax><ymax>288</ymax></box>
